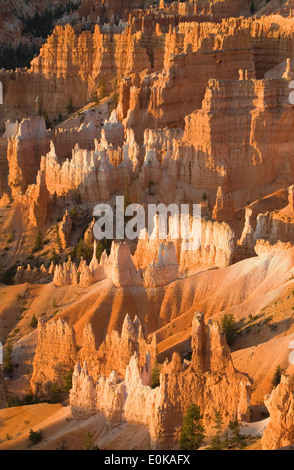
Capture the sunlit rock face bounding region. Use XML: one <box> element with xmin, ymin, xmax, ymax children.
<box><xmin>70</xmin><ymin>312</ymin><xmax>251</xmax><ymax>449</ymax></box>
<box><xmin>2</xmin><ymin>0</ymin><xmax>294</xmax><ymax>453</ymax></box>
<box><xmin>7</xmin><ymin>117</ymin><xmax>50</xmax><ymax>197</ymax></box>
<box><xmin>262</xmin><ymin>375</ymin><xmax>294</xmax><ymax>450</ymax></box>
<box><xmin>30</xmin><ymin>314</ymin><xmax>157</xmax><ymax>397</ymax></box>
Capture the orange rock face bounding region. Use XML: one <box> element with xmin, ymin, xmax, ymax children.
<box><xmin>70</xmin><ymin>312</ymin><xmax>251</xmax><ymax>448</ymax></box>
<box><xmin>7</xmin><ymin>117</ymin><xmax>50</xmax><ymax>197</ymax></box>
<box><xmin>3</xmin><ymin>0</ymin><xmax>294</xmax><ymax>451</ymax></box>
<box><xmin>30</xmin><ymin>314</ymin><xmax>156</xmax><ymax>397</ymax></box>
<box><xmin>80</xmin><ymin>314</ymin><xmax>157</xmax><ymax>380</ymax></box>
<box><xmin>30</xmin><ymin>318</ymin><xmax>78</xmax><ymax>396</ymax></box>
<box><xmin>262</xmin><ymin>375</ymin><xmax>294</xmax><ymax>450</ymax></box>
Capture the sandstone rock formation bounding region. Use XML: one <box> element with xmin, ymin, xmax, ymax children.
<box><xmin>143</xmin><ymin>243</ymin><xmax>179</xmax><ymax>288</ymax></box>
<box><xmin>24</xmin><ymin>170</ymin><xmax>50</xmax><ymax>227</ymax></box>
<box><xmin>52</xmin><ymin>240</ymin><xmax>181</xmax><ymax>288</ymax></box>
<box><xmin>3</xmin><ymin>0</ymin><xmax>294</xmax><ymax>452</ymax></box>
<box><xmin>171</xmin><ymin>77</ymin><xmax>294</xmax><ymax>207</ymax></box>
<box><xmin>262</xmin><ymin>374</ymin><xmax>294</xmax><ymax>450</ymax></box>
<box><xmin>30</xmin><ymin>313</ymin><xmax>157</xmax><ymax>396</ymax></box>
<box><xmin>101</xmin><ymin>242</ymin><xmax>142</xmax><ymax>287</ymax></box>
<box><xmin>212</xmin><ymin>186</ymin><xmax>235</xmax><ymax>222</ymax></box>
<box><xmin>70</xmin><ymin>312</ymin><xmax>251</xmax><ymax>449</ymax></box>
<box><xmin>2</xmin><ymin>13</ymin><xmax>294</xmax><ymax>121</ymax></box>
<box><xmin>31</xmin><ymin>318</ymin><xmax>78</xmax><ymax>396</ymax></box>
<box><xmin>53</xmin><ymin>257</ymin><xmax>79</xmax><ymax>287</ymax></box>
<box><xmin>6</xmin><ymin>117</ymin><xmax>50</xmax><ymax>197</ymax></box>
<box><xmin>80</xmin><ymin>314</ymin><xmax>157</xmax><ymax>380</ymax></box>
<box><xmin>238</xmin><ymin>186</ymin><xmax>294</xmax><ymax>256</ymax></box>
<box><xmin>42</xmin><ymin>138</ymin><xmax>129</xmax><ymax>202</ymax></box>
<box><xmin>58</xmin><ymin>210</ymin><xmax>73</xmax><ymax>250</ymax></box>
<box><xmin>14</xmin><ymin>263</ymin><xmax>52</xmax><ymax>284</ymax></box>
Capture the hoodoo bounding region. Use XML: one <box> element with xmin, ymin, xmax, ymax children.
<box><xmin>0</xmin><ymin>0</ymin><xmax>294</xmax><ymax>453</ymax></box>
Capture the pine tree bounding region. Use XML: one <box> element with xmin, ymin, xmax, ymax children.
<box><xmin>32</xmin><ymin>230</ymin><xmax>44</xmax><ymax>253</ymax></box>
<box><xmin>210</xmin><ymin>411</ymin><xmax>224</xmax><ymax>450</ymax></box>
<box><xmin>51</xmin><ymin>248</ymin><xmax>58</xmax><ymax>263</ymax></box>
<box><xmin>63</xmin><ymin>370</ymin><xmax>73</xmax><ymax>393</ymax></box>
<box><xmin>151</xmin><ymin>360</ymin><xmax>160</xmax><ymax>389</ymax></box>
<box><xmin>221</xmin><ymin>313</ymin><xmax>238</xmax><ymax>346</ymax></box>
<box><xmin>95</xmin><ymin>240</ymin><xmax>105</xmax><ymax>262</ymax></box>
<box><xmin>228</xmin><ymin>416</ymin><xmax>242</xmax><ymax>448</ymax></box>
<box><xmin>84</xmin><ymin>237</ymin><xmax>93</xmax><ymax>263</ymax></box>
<box><xmin>70</xmin><ymin>206</ymin><xmax>78</xmax><ymax>219</ymax></box>
<box><xmin>3</xmin><ymin>342</ymin><xmax>13</xmax><ymax>373</ymax></box>
<box><xmin>272</xmin><ymin>365</ymin><xmax>284</xmax><ymax>388</ymax></box>
<box><xmin>30</xmin><ymin>315</ymin><xmax>38</xmax><ymax>329</ymax></box>
<box><xmin>50</xmin><ymin>383</ymin><xmax>61</xmax><ymax>403</ymax></box>
<box><xmin>76</xmin><ymin>239</ymin><xmax>85</xmax><ymax>261</ymax></box>
<box><xmin>55</xmin><ymin>224</ymin><xmax>62</xmax><ymax>252</ymax></box>
<box><xmin>98</xmin><ymin>76</ymin><xmax>106</xmax><ymax>99</ymax></box>
<box><xmin>180</xmin><ymin>404</ymin><xmax>206</xmax><ymax>450</ymax></box>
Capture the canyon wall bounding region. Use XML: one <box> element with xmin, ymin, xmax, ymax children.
<box><xmin>2</xmin><ymin>14</ymin><xmax>294</xmax><ymax>119</ymax></box>
<box><xmin>163</xmin><ymin>77</ymin><xmax>294</xmax><ymax>209</ymax></box>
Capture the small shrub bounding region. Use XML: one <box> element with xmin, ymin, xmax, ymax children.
<box><xmin>3</xmin><ymin>342</ymin><xmax>13</xmax><ymax>373</ymax></box>
<box><xmin>221</xmin><ymin>314</ymin><xmax>238</xmax><ymax>346</ymax></box>
<box><xmin>56</xmin><ymin>437</ymin><xmax>68</xmax><ymax>450</ymax></box>
<box><xmin>272</xmin><ymin>365</ymin><xmax>284</xmax><ymax>388</ymax></box>
<box><xmin>30</xmin><ymin>315</ymin><xmax>38</xmax><ymax>329</ymax></box>
<box><xmin>0</xmin><ymin>265</ymin><xmax>17</xmax><ymax>285</ymax></box>
<box><xmin>32</xmin><ymin>230</ymin><xmax>44</xmax><ymax>253</ymax></box>
<box><xmin>24</xmin><ymin>394</ymin><xmax>34</xmax><ymax>405</ymax></box>
<box><xmin>81</xmin><ymin>432</ymin><xmax>99</xmax><ymax>450</ymax></box>
<box><xmin>228</xmin><ymin>417</ymin><xmax>243</xmax><ymax>448</ymax></box>
<box><xmin>49</xmin><ymin>383</ymin><xmax>61</xmax><ymax>403</ymax></box>
<box><xmin>7</xmin><ymin>233</ymin><xmax>14</xmax><ymax>243</ymax></box>
<box><xmin>7</xmin><ymin>395</ymin><xmax>21</xmax><ymax>407</ymax></box>
<box><xmin>29</xmin><ymin>429</ymin><xmax>43</xmax><ymax>445</ymax></box>
<box><xmin>151</xmin><ymin>360</ymin><xmax>160</xmax><ymax>389</ymax></box>
<box><xmin>70</xmin><ymin>206</ymin><xmax>78</xmax><ymax>219</ymax></box>
<box><xmin>63</xmin><ymin>370</ymin><xmax>73</xmax><ymax>393</ymax></box>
